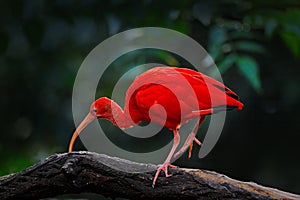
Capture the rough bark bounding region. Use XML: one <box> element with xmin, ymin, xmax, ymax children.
<box><xmin>0</xmin><ymin>151</ymin><xmax>299</xmax><ymax>200</ymax></box>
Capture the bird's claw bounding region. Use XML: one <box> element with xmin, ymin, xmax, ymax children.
<box><xmin>152</xmin><ymin>163</ymin><xmax>177</xmax><ymax>188</ymax></box>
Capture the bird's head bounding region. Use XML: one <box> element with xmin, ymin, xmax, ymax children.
<box><xmin>68</xmin><ymin>97</ymin><xmax>116</xmax><ymax>152</ymax></box>
<box><xmin>90</xmin><ymin>97</ymin><xmax>114</xmax><ymax>119</ymax></box>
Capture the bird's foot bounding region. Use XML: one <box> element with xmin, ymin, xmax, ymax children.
<box><xmin>187</xmin><ymin>137</ymin><xmax>201</xmax><ymax>158</ymax></box>
<box><xmin>174</xmin><ymin>137</ymin><xmax>202</xmax><ymax>158</ymax></box>
<box><xmin>152</xmin><ymin>163</ymin><xmax>177</xmax><ymax>188</ymax></box>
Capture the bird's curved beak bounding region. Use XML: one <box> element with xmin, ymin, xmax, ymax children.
<box><xmin>68</xmin><ymin>113</ymin><xmax>96</xmax><ymax>152</ymax></box>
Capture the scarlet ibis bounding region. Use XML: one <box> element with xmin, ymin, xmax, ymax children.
<box><xmin>68</xmin><ymin>66</ymin><xmax>243</xmax><ymax>187</ymax></box>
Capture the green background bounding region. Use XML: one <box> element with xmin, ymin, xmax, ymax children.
<box><xmin>0</xmin><ymin>0</ymin><xmax>299</xmax><ymax>198</ymax></box>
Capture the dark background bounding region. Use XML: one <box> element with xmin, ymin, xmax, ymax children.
<box><xmin>0</xmin><ymin>0</ymin><xmax>300</xmax><ymax>198</ymax></box>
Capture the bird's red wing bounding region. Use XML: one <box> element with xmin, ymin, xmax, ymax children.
<box><xmin>129</xmin><ymin>83</ymin><xmax>196</xmax><ymax>129</ymax></box>
<box><xmin>174</xmin><ymin>67</ymin><xmax>243</xmax><ymax>110</ymax></box>
<box><xmin>124</xmin><ymin>67</ymin><xmax>243</xmax><ymax>129</ymax></box>
<box><xmin>175</xmin><ymin>68</ymin><xmax>239</xmax><ymax>99</ymax></box>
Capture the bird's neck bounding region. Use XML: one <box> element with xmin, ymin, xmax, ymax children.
<box><xmin>106</xmin><ymin>101</ymin><xmax>134</xmax><ymax>129</ymax></box>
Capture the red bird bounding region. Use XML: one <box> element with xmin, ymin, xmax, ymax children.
<box><xmin>68</xmin><ymin>66</ymin><xmax>243</xmax><ymax>187</ymax></box>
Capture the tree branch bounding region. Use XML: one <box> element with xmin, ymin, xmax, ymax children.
<box><xmin>0</xmin><ymin>151</ymin><xmax>299</xmax><ymax>200</ymax></box>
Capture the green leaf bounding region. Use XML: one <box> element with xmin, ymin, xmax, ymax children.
<box><xmin>281</xmin><ymin>9</ymin><xmax>300</xmax><ymax>26</ymax></box>
<box><xmin>209</xmin><ymin>26</ymin><xmax>227</xmax><ymax>44</ymax></box>
<box><xmin>233</xmin><ymin>41</ymin><xmax>266</xmax><ymax>54</ymax></box>
<box><xmin>154</xmin><ymin>51</ymin><xmax>179</xmax><ymax>66</ymax></box>
<box><xmin>217</xmin><ymin>53</ymin><xmax>236</xmax><ymax>74</ymax></box>
<box><xmin>236</xmin><ymin>56</ymin><xmax>261</xmax><ymax>92</ymax></box>
<box><xmin>172</xmin><ymin>20</ymin><xmax>190</xmax><ymax>34</ymax></box>
<box><xmin>209</xmin><ymin>53</ymin><xmax>236</xmax><ymax>78</ymax></box>
<box><xmin>265</xmin><ymin>18</ymin><xmax>277</xmax><ymax>37</ymax></box>
<box><xmin>280</xmin><ymin>30</ymin><xmax>300</xmax><ymax>57</ymax></box>
<box><xmin>208</xmin><ymin>26</ymin><xmax>227</xmax><ymax>59</ymax></box>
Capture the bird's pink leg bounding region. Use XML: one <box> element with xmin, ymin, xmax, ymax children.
<box><xmin>174</xmin><ymin>116</ymin><xmax>206</xmax><ymax>159</ymax></box>
<box><xmin>152</xmin><ymin>129</ymin><xmax>180</xmax><ymax>187</ymax></box>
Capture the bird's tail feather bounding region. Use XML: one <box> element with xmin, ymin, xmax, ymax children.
<box><xmin>192</xmin><ymin>105</ymin><xmax>241</xmax><ymax>116</ymax></box>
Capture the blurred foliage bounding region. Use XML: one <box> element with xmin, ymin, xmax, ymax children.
<box><xmin>1</xmin><ymin>153</ymin><xmax>32</xmax><ymax>176</ymax></box>
<box><xmin>0</xmin><ymin>0</ymin><xmax>300</xmax><ymax>197</ymax></box>
<box><xmin>205</xmin><ymin>0</ymin><xmax>300</xmax><ymax>92</ymax></box>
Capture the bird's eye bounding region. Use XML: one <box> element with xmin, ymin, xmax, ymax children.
<box><xmin>93</xmin><ymin>108</ymin><xmax>97</xmax><ymax>113</ymax></box>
